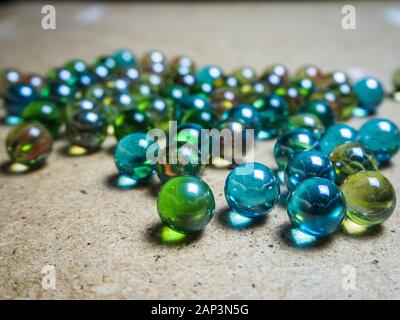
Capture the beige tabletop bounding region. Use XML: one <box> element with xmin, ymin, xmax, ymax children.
<box><xmin>0</xmin><ymin>1</ymin><xmax>400</xmax><ymax>299</ymax></box>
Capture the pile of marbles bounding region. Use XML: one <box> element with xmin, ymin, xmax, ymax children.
<box><xmin>1</xmin><ymin>49</ymin><xmax>399</xmax><ymax>241</ymax></box>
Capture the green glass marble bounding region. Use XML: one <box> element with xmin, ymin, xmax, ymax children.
<box><xmin>42</xmin><ymin>82</ymin><xmax>77</xmax><ymax>108</ymax></box>
<box><xmin>142</xmin><ymin>50</ymin><xmax>166</xmax><ymax>74</ymax></box>
<box><xmin>180</xmin><ymin>108</ymin><xmax>219</xmax><ymax>129</ymax></box>
<box><xmin>157</xmin><ymin>143</ymin><xmax>204</xmax><ymax>183</ymax></box>
<box><xmin>274</xmin><ymin>129</ymin><xmax>318</xmax><ymax>171</ymax></box>
<box><xmin>21</xmin><ymin>100</ymin><xmax>63</xmax><ymax>137</ymax></box>
<box><xmin>130</xmin><ymin>82</ymin><xmax>155</xmax><ymax>103</ymax></box>
<box><xmin>113</xmin><ymin>109</ymin><xmax>153</xmax><ymax>140</ymax></box>
<box><xmin>66</xmin><ymin>109</ymin><xmax>107</xmax><ymax>150</ymax></box>
<box><xmin>64</xmin><ymin>59</ymin><xmax>88</xmax><ymax>75</ymax></box>
<box><xmin>301</xmin><ymin>100</ymin><xmax>334</xmax><ymax>127</ymax></box>
<box><xmin>341</xmin><ymin>171</ymin><xmax>396</xmax><ymax>227</ymax></box>
<box><xmin>232</xmin><ymin>66</ymin><xmax>257</xmax><ymax>85</ymax></box>
<box><xmin>329</xmin><ymin>142</ymin><xmax>378</xmax><ymax>185</ymax></box>
<box><xmin>83</xmin><ymin>84</ymin><xmax>112</xmax><ymax>103</ymax></box>
<box><xmin>173</xmin><ymin>124</ymin><xmax>203</xmax><ymax>148</ymax></box>
<box><xmin>139</xmin><ymin>97</ymin><xmax>174</xmax><ymax>132</ymax></box>
<box><xmin>294</xmin><ymin>65</ymin><xmax>323</xmax><ymax>82</ymax></box>
<box><xmin>104</xmin><ymin>77</ymin><xmax>130</xmax><ymax>93</ymax></box>
<box><xmin>95</xmin><ymin>55</ymin><xmax>118</xmax><ymax>75</ymax></box>
<box><xmin>47</xmin><ymin>67</ymin><xmax>77</xmax><ymax>86</ymax></box>
<box><xmin>291</xmin><ymin>77</ymin><xmax>316</xmax><ymax>100</ymax></box>
<box><xmin>157</xmin><ymin>176</ymin><xmax>216</xmax><ymax>233</ymax></box>
<box><xmin>285</xmin><ymin>113</ymin><xmax>325</xmax><ymax>138</ymax></box>
<box><xmin>161</xmin><ymin>84</ymin><xmax>188</xmax><ymax>102</ymax></box>
<box><xmin>0</xmin><ymin>68</ymin><xmax>20</xmax><ymax>93</ymax></box>
<box><xmin>6</xmin><ymin>122</ymin><xmax>53</xmax><ymax>167</ymax></box>
<box><xmin>100</xmin><ymin>92</ymin><xmax>136</xmax><ymax>125</ymax></box>
<box><xmin>65</xmin><ymin>98</ymin><xmax>100</xmax><ymax>121</ymax></box>
<box><xmin>239</xmin><ymin>81</ymin><xmax>269</xmax><ymax>104</ymax></box>
<box><xmin>331</xmin><ymin>83</ymin><xmax>357</xmax><ymax>120</ymax></box>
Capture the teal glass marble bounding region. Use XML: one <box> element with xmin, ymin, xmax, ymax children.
<box><xmin>176</xmin><ymin>94</ymin><xmax>211</xmax><ymax>120</ymax></box>
<box><xmin>21</xmin><ymin>100</ymin><xmax>63</xmax><ymax>137</ymax></box>
<box><xmin>287</xmin><ymin>177</ymin><xmax>346</xmax><ymax>237</ymax></box>
<box><xmin>161</xmin><ymin>84</ymin><xmax>188</xmax><ymax>102</ymax></box>
<box><xmin>92</xmin><ymin>62</ymin><xmax>112</xmax><ymax>81</ymax></box>
<box><xmin>114</xmin><ymin>133</ymin><xmax>156</xmax><ymax>182</ymax></box>
<box><xmin>76</xmin><ymin>71</ymin><xmax>96</xmax><ymax>88</ymax></box>
<box><xmin>4</xmin><ymin>83</ymin><xmax>40</xmax><ymax>118</ymax></box>
<box><xmin>113</xmin><ymin>109</ymin><xmax>153</xmax><ymax>140</ymax></box>
<box><xmin>221</xmin><ymin>104</ymin><xmax>261</xmax><ymax>132</ymax></box>
<box><xmin>353</xmin><ymin>77</ymin><xmax>385</xmax><ymax>115</ymax></box>
<box><xmin>157</xmin><ymin>176</ymin><xmax>216</xmax><ymax>233</ymax></box>
<box><xmin>156</xmin><ymin>143</ymin><xmax>204</xmax><ymax>183</ymax></box>
<box><xmin>113</xmin><ymin>49</ymin><xmax>137</xmax><ymax>68</ymax></box>
<box><xmin>301</xmin><ymin>100</ymin><xmax>334</xmax><ymax>127</ymax></box>
<box><xmin>6</xmin><ymin>122</ymin><xmax>53</xmax><ymax>167</ymax></box>
<box><xmin>319</xmin><ymin>123</ymin><xmax>357</xmax><ymax>155</ymax></box>
<box><xmin>66</xmin><ymin>109</ymin><xmax>107</xmax><ymax>150</ymax></box>
<box><xmin>225</xmin><ymin>162</ymin><xmax>280</xmax><ymax>218</ymax></box>
<box><xmin>196</xmin><ymin>65</ymin><xmax>224</xmax><ymax>86</ymax></box>
<box><xmin>284</xmin><ymin>150</ymin><xmax>335</xmax><ymax>190</ymax></box>
<box><xmin>357</xmin><ymin>118</ymin><xmax>400</xmax><ymax>165</ymax></box>
<box><xmin>329</xmin><ymin>142</ymin><xmax>378</xmax><ymax>185</ymax></box>
<box><xmin>341</xmin><ymin>171</ymin><xmax>396</xmax><ymax>227</ymax></box>
<box><xmin>95</xmin><ymin>55</ymin><xmax>118</xmax><ymax>74</ymax></box>
<box><xmin>285</xmin><ymin>113</ymin><xmax>325</xmax><ymax>139</ymax></box>
<box><xmin>274</xmin><ymin>129</ymin><xmax>318</xmax><ymax>171</ymax></box>
<box><xmin>180</xmin><ymin>109</ymin><xmax>219</xmax><ymax>129</ymax></box>
<box><xmin>252</xmin><ymin>94</ymin><xmax>289</xmax><ymax>140</ymax></box>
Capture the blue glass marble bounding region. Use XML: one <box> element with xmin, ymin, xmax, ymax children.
<box><xmin>319</xmin><ymin>123</ymin><xmax>358</xmax><ymax>155</ymax></box>
<box><xmin>287</xmin><ymin>177</ymin><xmax>346</xmax><ymax>237</ymax></box>
<box><xmin>113</xmin><ymin>49</ymin><xmax>137</xmax><ymax>68</ymax></box>
<box><xmin>253</xmin><ymin>94</ymin><xmax>289</xmax><ymax>140</ymax></box>
<box><xmin>225</xmin><ymin>162</ymin><xmax>280</xmax><ymax>218</ymax></box>
<box><xmin>4</xmin><ymin>83</ymin><xmax>40</xmax><ymax>118</ymax></box>
<box><xmin>221</xmin><ymin>104</ymin><xmax>261</xmax><ymax>133</ymax></box>
<box><xmin>274</xmin><ymin>129</ymin><xmax>318</xmax><ymax>171</ymax></box>
<box><xmin>357</xmin><ymin>118</ymin><xmax>400</xmax><ymax>165</ymax></box>
<box><xmin>284</xmin><ymin>150</ymin><xmax>335</xmax><ymax>190</ymax></box>
<box><xmin>114</xmin><ymin>133</ymin><xmax>157</xmax><ymax>182</ymax></box>
<box><xmin>196</xmin><ymin>65</ymin><xmax>224</xmax><ymax>86</ymax></box>
<box><xmin>353</xmin><ymin>77</ymin><xmax>385</xmax><ymax>115</ymax></box>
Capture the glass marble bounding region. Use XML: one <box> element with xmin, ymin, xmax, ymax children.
<box><xmin>300</xmin><ymin>100</ymin><xmax>334</xmax><ymax>127</ymax></box>
<box><xmin>174</xmin><ymin>73</ymin><xmax>196</xmax><ymax>89</ymax></box>
<box><xmin>156</xmin><ymin>143</ymin><xmax>204</xmax><ymax>183</ymax></box>
<box><xmin>211</xmin><ymin>120</ymin><xmax>251</xmax><ymax>168</ymax></box>
<box><xmin>329</xmin><ymin>142</ymin><xmax>378</xmax><ymax>185</ymax></box>
<box><xmin>141</xmin><ymin>50</ymin><xmax>166</xmax><ymax>74</ymax></box>
<box><xmin>224</xmin><ymin>162</ymin><xmax>280</xmax><ymax>218</ymax></box>
<box><xmin>117</xmin><ymin>66</ymin><xmax>140</xmax><ymax>83</ymax></box>
<box><xmin>292</xmin><ymin>77</ymin><xmax>315</xmax><ymax>100</ymax></box>
<box><xmin>66</xmin><ymin>109</ymin><xmax>107</xmax><ymax>150</ymax></box>
<box><xmin>6</xmin><ymin>122</ymin><xmax>53</xmax><ymax>167</ymax></box>
<box><xmin>113</xmin><ymin>49</ymin><xmax>137</xmax><ymax>68</ymax></box>
<box><xmin>274</xmin><ymin>129</ymin><xmax>318</xmax><ymax>171</ymax></box>
<box><xmin>232</xmin><ymin>66</ymin><xmax>257</xmax><ymax>85</ymax></box>
<box><xmin>284</xmin><ymin>150</ymin><xmax>335</xmax><ymax>190</ymax></box>
<box><xmin>331</xmin><ymin>82</ymin><xmax>357</xmax><ymax>120</ymax></box>
<box><xmin>157</xmin><ymin>176</ymin><xmax>216</xmax><ymax>233</ymax></box>
<box><xmin>91</xmin><ymin>62</ymin><xmax>112</xmax><ymax>81</ymax></box>
<box><xmin>65</xmin><ymin>98</ymin><xmax>100</xmax><ymax>121</ymax></box>
<box><xmin>252</xmin><ymin>94</ymin><xmax>289</xmax><ymax>140</ymax></box>
<box><xmin>113</xmin><ymin>109</ymin><xmax>153</xmax><ymax>140</ymax></box>
<box><xmin>274</xmin><ymin>85</ymin><xmax>305</xmax><ymax>115</ymax></box>
<box><xmin>4</xmin><ymin>83</ymin><xmax>40</xmax><ymax>117</ymax></box>
<box><xmin>285</xmin><ymin>113</ymin><xmax>325</xmax><ymax>139</ymax></box>
<box><xmin>353</xmin><ymin>77</ymin><xmax>385</xmax><ymax>114</ymax></box>
<box><xmin>104</xmin><ymin>77</ymin><xmax>130</xmax><ymax>93</ymax></box>
<box><xmin>196</xmin><ymin>65</ymin><xmax>224</xmax><ymax>87</ymax></box>
<box><xmin>221</xmin><ymin>104</ymin><xmax>261</xmax><ymax>132</ymax></box>
<box><xmin>210</xmin><ymin>87</ymin><xmax>240</xmax><ymax>118</ymax></box>
<box><xmin>139</xmin><ymin>97</ymin><xmax>174</xmax><ymax>132</ymax></box>
<box><xmin>169</xmin><ymin>55</ymin><xmax>196</xmax><ymax>76</ymax></box>
<box><xmin>95</xmin><ymin>55</ymin><xmax>118</xmax><ymax>74</ymax></box>
<box><xmin>357</xmin><ymin>118</ymin><xmax>400</xmax><ymax>165</ymax></box>
<box><xmin>180</xmin><ymin>109</ymin><xmax>219</xmax><ymax>129</ymax></box>
<box><xmin>287</xmin><ymin>177</ymin><xmax>346</xmax><ymax>237</ymax></box>
<box><xmin>0</xmin><ymin>68</ymin><xmax>20</xmax><ymax>93</ymax></box>
<box><xmin>83</xmin><ymin>84</ymin><xmax>112</xmax><ymax>103</ymax></box>
<box><xmin>341</xmin><ymin>171</ymin><xmax>396</xmax><ymax>227</ymax></box>
<box><xmin>161</xmin><ymin>84</ymin><xmax>188</xmax><ymax>102</ymax></box>
<box><xmin>42</xmin><ymin>82</ymin><xmax>77</xmax><ymax>108</ymax></box>
<box><xmin>20</xmin><ymin>73</ymin><xmax>46</xmax><ymax>91</ymax></box>
<box><xmin>100</xmin><ymin>92</ymin><xmax>136</xmax><ymax>125</ymax></box>
<box><xmin>319</xmin><ymin>123</ymin><xmax>357</xmax><ymax>155</ymax></box>
<box><xmin>176</xmin><ymin>94</ymin><xmax>211</xmax><ymax>120</ymax></box>
<box><xmin>21</xmin><ymin>100</ymin><xmax>63</xmax><ymax>137</ymax></box>
<box><xmin>47</xmin><ymin>67</ymin><xmax>77</xmax><ymax>86</ymax></box>
<box><xmin>260</xmin><ymin>64</ymin><xmax>289</xmax><ymax>90</ymax></box>
<box><xmin>309</xmin><ymin>90</ymin><xmax>342</xmax><ymax>119</ymax></box>
<box><xmin>75</xmin><ymin>71</ymin><xmax>96</xmax><ymax>88</ymax></box>
<box><xmin>173</xmin><ymin>123</ymin><xmax>203</xmax><ymax>147</ymax></box>
<box><xmin>294</xmin><ymin>65</ymin><xmax>323</xmax><ymax>81</ymax></box>
<box><xmin>239</xmin><ymin>81</ymin><xmax>269</xmax><ymax>104</ymax></box>
<box><xmin>114</xmin><ymin>133</ymin><xmax>156</xmax><ymax>181</ymax></box>
<box><xmin>130</xmin><ymin>82</ymin><xmax>154</xmax><ymax>103</ymax></box>
<box><xmin>64</xmin><ymin>59</ymin><xmax>88</xmax><ymax>75</ymax></box>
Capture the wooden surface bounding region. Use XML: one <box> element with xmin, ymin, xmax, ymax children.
<box><xmin>1</xmin><ymin>1</ymin><xmax>400</xmax><ymax>299</ymax></box>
